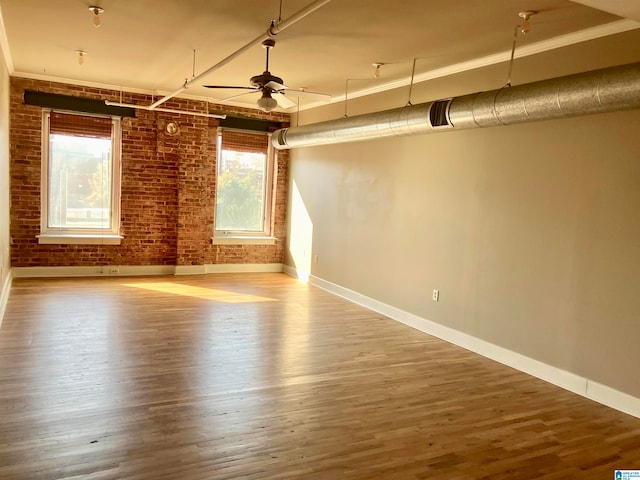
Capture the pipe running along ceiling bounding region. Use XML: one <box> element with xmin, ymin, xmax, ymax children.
<box><xmin>149</xmin><ymin>0</ymin><xmax>333</xmax><ymax>110</ymax></box>
<box><xmin>271</xmin><ymin>62</ymin><xmax>640</xmax><ymax>150</ymax></box>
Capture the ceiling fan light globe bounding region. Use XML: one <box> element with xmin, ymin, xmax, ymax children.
<box><xmin>257</xmin><ymin>96</ymin><xmax>278</xmax><ymax>112</ymax></box>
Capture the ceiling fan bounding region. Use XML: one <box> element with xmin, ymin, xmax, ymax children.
<box><xmin>204</xmin><ymin>39</ymin><xmax>330</xmax><ymax>111</ymax></box>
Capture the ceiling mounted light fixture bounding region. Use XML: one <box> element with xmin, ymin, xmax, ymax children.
<box><xmin>76</xmin><ymin>50</ymin><xmax>87</xmax><ymax>65</ymax></box>
<box><xmin>518</xmin><ymin>11</ymin><xmax>537</xmax><ymax>34</ymax></box>
<box><xmin>89</xmin><ymin>6</ymin><xmax>104</xmax><ymax>28</ymax></box>
<box><xmin>372</xmin><ymin>63</ymin><xmax>384</xmax><ymax>78</ymax></box>
<box><xmin>257</xmin><ymin>90</ymin><xmax>278</xmax><ymax>112</ymax></box>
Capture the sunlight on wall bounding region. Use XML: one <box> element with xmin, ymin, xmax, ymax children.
<box><xmin>288</xmin><ymin>180</ymin><xmax>313</xmax><ymax>282</ymax></box>
<box><xmin>121</xmin><ymin>282</ymin><xmax>277</xmax><ymax>303</ymax></box>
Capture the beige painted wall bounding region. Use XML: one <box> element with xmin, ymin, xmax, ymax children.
<box><xmin>0</xmin><ymin>43</ymin><xmax>10</xmax><ymax>318</ymax></box>
<box><xmin>286</xmin><ymin>30</ymin><xmax>640</xmax><ymax>398</ymax></box>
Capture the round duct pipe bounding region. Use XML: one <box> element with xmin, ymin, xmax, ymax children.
<box><xmin>272</xmin><ymin>62</ymin><xmax>640</xmax><ymax>150</ymax></box>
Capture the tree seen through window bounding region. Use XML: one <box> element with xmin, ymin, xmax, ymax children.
<box><xmin>215</xmin><ymin>150</ymin><xmax>267</xmax><ymax>232</ymax></box>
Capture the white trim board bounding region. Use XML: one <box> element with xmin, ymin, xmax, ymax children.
<box><xmin>0</xmin><ymin>269</ymin><xmax>12</xmax><ymax>327</ymax></box>
<box><xmin>283</xmin><ymin>265</ymin><xmax>640</xmax><ymax>419</ymax></box>
<box><xmin>206</xmin><ymin>263</ymin><xmax>283</xmax><ymax>273</ymax></box>
<box><xmin>12</xmin><ymin>265</ymin><xmax>176</xmax><ymax>278</ymax></box>
<box><xmin>12</xmin><ymin>263</ymin><xmax>284</xmax><ymax>278</ymax></box>
<box><xmin>177</xmin><ymin>264</ymin><xmax>283</xmax><ymax>275</ymax></box>
<box><xmin>174</xmin><ymin>265</ymin><xmax>207</xmax><ymax>276</ymax></box>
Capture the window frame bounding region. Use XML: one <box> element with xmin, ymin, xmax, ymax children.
<box><xmin>213</xmin><ymin>128</ymin><xmax>276</xmax><ymax>245</ymax></box>
<box><xmin>38</xmin><ymin>109</ymin><xmax>122</xmax><ymax>245</ymax></box>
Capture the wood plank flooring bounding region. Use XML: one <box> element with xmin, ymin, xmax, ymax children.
<box><xmin>1</xmin><ymin>273</ymin><xmax>639</xmax><ymax>479</ymax></box>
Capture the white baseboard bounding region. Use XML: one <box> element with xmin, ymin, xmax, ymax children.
<box><xmin>0</xmin><ymin>269</ymin><xmax>12</xmax><ymax>328</ymax></box>
<box><xmin>284</xmin><ymin>266</ymin><xmax>640</xmax><ymax>419</ymax></box>
<box><xmin>283</xmin><ymin>264</ymin><xmax>309</xmax><ymax>281</ymax></box>
<box><xmin>12</xmin><ymin>265</ymin><xmax>176</xmax><ymax>278</ymax></box>
<box><xmin>112</xmin><ymin>265</ymin><xmax>175</xmax><ymax>276</ymax></box>
<box><xmin>12</xmin><ymin>263</ymin><xmax>285</xmax><ymax>278</ymax></box>
<box><xmin>174</xmin><ymin>265</ymin><xmax>206</xmax><ymax>275</ymax></box>
<box><xmin>586</xmin><ymin>380</ymin><xmax>640</xmax><ymax>419</ymax></box>
<box><xmin>206</xmin><ymin>263</ymin><xmax>284</xmax><ymax>273</ymax></box>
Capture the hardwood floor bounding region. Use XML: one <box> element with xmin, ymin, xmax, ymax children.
<box><xmin>1</xmin><ymin>273</ymin><xmax>639</xmax><ymax>479</ymax></box>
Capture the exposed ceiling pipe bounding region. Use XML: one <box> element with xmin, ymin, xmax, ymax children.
<box><xmin>148</xmin><ymin>0</ymin><xmax>332</xmax><ymax>110</ymax></box>
<box><xmin>272</xmin><ymin>62</ymin><xmax>640</xmax><ymax>150</ymax></box>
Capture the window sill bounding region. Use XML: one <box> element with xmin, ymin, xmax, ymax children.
<box><xmin>37</xmin><ymin>234</ymin><xmax>123</xmax><ymax>245</ymax></box>
<box><xmin>212</xmin><ymin>236</ymin><xmax>277</xmax><ymax>246</ymax></box>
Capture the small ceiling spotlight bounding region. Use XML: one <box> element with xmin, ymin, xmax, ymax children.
<box><xmin>89</xmin><ymin>6</ymin><xmax>104</xmax><ymax>28</ymax></box>
<box><xmin>76</xmin><ymin>50</ymin><xmax>87</xmax><ymax>65</ymax></box>
<box><xmin>372</xmin><ymin>62</ymin><xmax>384</xmax><ymax>78</ymax></box>
<box><xmin>518</xmin><ymin>11</ymin><xmax>537</xmax><ymax>34</ymax></box>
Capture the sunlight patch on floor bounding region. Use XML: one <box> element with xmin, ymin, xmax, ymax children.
<box><xmin>121</xmin><ymin>282</ymin><xmax>277</xmax><ymax>303</ymax></box>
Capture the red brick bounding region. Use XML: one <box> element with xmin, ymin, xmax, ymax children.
<box><xmin>9</xmin><ymin>77</ymin><xmax>289</xmax><ymax>268</ymax></box>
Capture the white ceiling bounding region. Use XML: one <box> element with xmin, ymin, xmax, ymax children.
<box><xmin>0</xmin><ymin>0</ymin><xmax>638</xmax><ymax>112</ymax></box>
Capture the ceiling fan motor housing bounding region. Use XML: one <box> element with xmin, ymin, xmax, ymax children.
<box><xmin>250</xmin><ymin>72</ymin><xmax>284</xmax><ymax>89</ymax></box>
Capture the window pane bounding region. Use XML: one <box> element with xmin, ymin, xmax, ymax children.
<box><xmin>48</xmin><ymin>134</ymin><xmax>112</xmax><ymax>229</ymax></box>
<box><xmin>215</xmin><ymin>149</ymin><xmax>266</xmax><ymax>232</ymax></box>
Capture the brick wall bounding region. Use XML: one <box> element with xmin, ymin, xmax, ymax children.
<box><xmin>9</xmin><ymin>77</ymin><xmax>289</xmax><ymax>268</ymax></box>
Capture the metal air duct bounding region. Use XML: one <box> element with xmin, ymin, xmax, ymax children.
<box><xmin>272</xmin><ymin>62</ymin><xmax>640</xmax><ymax>150</ymax></box>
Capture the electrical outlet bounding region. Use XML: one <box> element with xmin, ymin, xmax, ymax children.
<box><xmin>109</xmin><ymin>267</ymin><xmax>119</xmax><ymax>274</ymax></box>
<box><xmin>433</xmin><ymin>289</ymin><xmax>439</xmax><ymax>302</ymax></box>
<box><xmin>313</xmin><ymin>255</ymin><xmax>319</xmax><ymax>264</ymax></box>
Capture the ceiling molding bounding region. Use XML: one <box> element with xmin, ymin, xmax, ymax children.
<box><xmin>570</xmin><ymin>0</ymin><xmax>640</xmax><ymax>22</ymax></box>
<box><xmin>301</xmin><ymin>19</ymin><xmax>640</xmax><ymax>111</ymax></box>
<box><xmin>11</xmin><ymin>71</ymin><xmax>169</xmax><ymax>97</ymax></box>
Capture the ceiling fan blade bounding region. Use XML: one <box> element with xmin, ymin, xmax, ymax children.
<box><xmin>265</xmin><ymin>80</ymin><xmax>287</xmax><ymax>91</ymax></box>
<box><xmin>274</xmin><ymin>93</ymin><xmax>297</xmax><ymax>109</ymax></box>
<box><xmin>221</xmin><ymin>89</ymin><xmax>260</xmax><ymax>101</ymax></box>
<box><xmin>203</xmin><ymin>85</ymin><xmax>256</xmax><ymax>90</ymax></box>
<box><xmin>285</xmin><ymin>89</ymin><xmax>332</xmax><ymax>101</ymax></box>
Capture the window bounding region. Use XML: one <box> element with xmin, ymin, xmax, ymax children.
<box><xmin>213</xmin><ymin>129</ymin><xmax>275</xmax><ymax>244</ymax></box>
<box><xmin>39</xmin><ymin>110</ymin><xmax>122</xmax><ymax>244</ymax></box>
